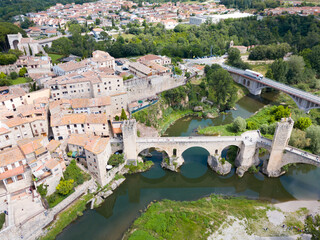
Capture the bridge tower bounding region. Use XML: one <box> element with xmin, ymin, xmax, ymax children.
<box><xmin>121</xmin><ymin>119</ymin><xmax>137</xmax><ymax>165</ymax></box>
<box><xmin>264</xmin><ymin>117</ymin><xmax>294</xmax><ymax>177</ymax></box>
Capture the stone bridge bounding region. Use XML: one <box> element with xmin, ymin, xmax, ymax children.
<box><xmin>223</xmin><ymin>64</ymin><xmax>320</xmax><ymax>112</ymax></box>
<box><xmin>120</xmin><ymin>119</ymin><xmax>320</xmax><ymax>177</ymax></box>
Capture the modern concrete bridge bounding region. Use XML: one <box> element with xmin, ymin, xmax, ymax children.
<box><xmin>222</xmin><ymin>64</ymin><xmax>320</xmax><ymax>112</ymax></box>
<box><xmin>120</xmin><ymin>119</ymin><xmax>320</xmax><ymax>178</ymax></box>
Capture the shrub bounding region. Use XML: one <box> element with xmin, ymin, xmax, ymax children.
<box><xmin>108</xmin><ymin>154</ymin><xmax>125</xmax><ymax>167</ymax></box>
<box><xmin>220</xmin><ymin>158</ymin><xmax>226</xmax><ymax>165</ymax></box>
<box><xmin>56</xmin><ymin>179</ymin><xmax>74</xmax><ymax>195</ymax></box>
<box><xmin>295</xmin><ymin>117</ymin><xmax>312</xmax><ymax>131</ymax></box>
<box><xmin>37</xmin><ymin>184</ymin><xmax>48</xmax><ymax>198</ymax></box>
<box><xmin>246</xmin><ymin>121</ymin><xmax>258</xmax><ymax>130</ymax></box>
<box><xmin>63</xmin><ymin>160</ymin><xmax>86</xmax><ymax>186</ymax></box>
<box><xmin>10</xmin><ymin>72</ymin><xmax>18</xmax><ymax>80</ymax></box>
<box><xmin>260</xmin><ymin>124</ymin><xmax>269</xmax><ymax>134</ymax></box>
<box><xmin>233</xmin><ymin>117</ymin><xmax>246</xmax><ymax>132</ymax></box>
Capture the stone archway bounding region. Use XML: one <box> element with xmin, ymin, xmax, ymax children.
<box><xmin>220</xmin><ymin>145</ymin><xmax>240</xmax><ymax>166</ymax></box>
<box><xmin>12</xmin><ymin>40</ymin><xmax>19</xmax><ymax>49</ymax></box>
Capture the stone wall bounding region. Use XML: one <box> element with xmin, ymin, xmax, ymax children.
<box><xmin>125</xmin><ymin>75</ymin><xmax>186</xmax><ymax>102</ymax></box>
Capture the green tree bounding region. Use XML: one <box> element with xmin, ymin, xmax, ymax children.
<box><xmin>37</xmin><ymin>184</ymin><xmax>48</xmax><ymax>198</ymax></box>
<box><xmin>272</xmin><ymin>105</ymin><xmax>291</xmax><ymax>120</ymax></box>
<box><xmin>108</xmin><ymin>154</ymin><xmax>125</xmax><ymax>166</ymax></box>
<box><xmin>306</xmin><ymin>125</ymin><xmax>320</xmax><ymax>154</ymax></box>
<box><xmin>227</xmin><ymin>47</ymin><xmax>241</xmax><ymax>64</ymax></box>
<box><xmin>266</xmin><ymin>59</ymin><xmax>288</xmax><ymax>83</ymax></box>
<box><xmin>295</xmin><ymin>117</ymin><xmax>312</xmax><ymax>130</ymax></box>
<box><xmin>10</xmin><ymin>72</ymin><xmax>18</xmax><ymax>80</ymax></box>
<box><xmin>305</xmin><ymin>214</ymin><xmax>320</xmax><ymax>240</ymax></box>
<box><xmin>233</xmin><ymin>117</ymin><xmax>246</xmax><ymax>132</ymax></box>
<box><xmin>286</xmin><ymin>55</ymin><xmax>305</xmax><ymax>84</ymax></box>
<box><xmin>308</xmin><ymin>45</ymin><xmax>320</xmax><ymax>74</ymax></box>
<box><xmin>95</xmin><ymin>18</ymin><xmax>101</xmax><ymax>25</ymax></box>
<box><xmin>289</xmin><ymin>129</ymin><xmax>310</xmax><ymax>149</ymax></box>
<box><xmin>19</xmin><ymin>67</ymin><xmax>27</xmax><ymax>77</ymax></box>
<box><xmin>120</xmin><ymin>108</ymin><xmax>128</xmax><ymax>120</ymax></box>
<box><xmin>56</xmin><ymin>179</ymin><xmax>74</xmax><ymax>195</ymax></box>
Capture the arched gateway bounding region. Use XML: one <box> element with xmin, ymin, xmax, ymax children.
<box><xmin>120</xmin><ymin>119</ymin><xmax>320</xmax><ymax>177</ymax></box>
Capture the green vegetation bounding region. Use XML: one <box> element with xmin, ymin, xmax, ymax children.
<box><xmin>0</xmin><ymin>49</ymin><xmax>23</xmax><ymax>65</ymax></box>
<box><xmin>221</xmin><ymin>0</ymin><xmax>280</xmax><ymax>10</ymax></box>
<box><xmin>124</xmin><ymin>195</ymin><xmax>269</xmax><ymax>240</ymax></box>
<box><xmin>0</xmin><ymin>212</ymin><xmax>5</xmax><ymax>230</ymax></box>
<box><xmin>48</xmin><ymin>53</ymin><xmax>64</xmax><ymax>64</ymax></box>
<box><xmin>121</xmin><ymin>108</ymin><xmax>128</xmax><ymax>120</ymax></box>
<box><xmin>198</xmin><ymin>105</ymin><xmax>290</xmax><ymax>137</ymax></box>
<box><xmin>41</xmin><ymin>193</ymin><xmax>93</xmax><ymax>240</ymax></box>
<box><xmin>56</xmin><ymin>179</ymin><xmax>74</xmax><ymax>196</ymax></box>
<box><xmin>0</xmin><ymin>0</ymin><xmax>96</xmax><ymax>21</ymax></box>
<box><xmin>37</xmin><ymin>184</ymin><xmax>48</xmax><ymax>198</ymax></box>
<box><xmin>44</xmin><ymin>160</ymin><xmax>90</xmax><ymax>208</ymax></box>
<box><xmin>305</xmin><ymin>214</ymin><xmax>320</xmax><ymax>240</ymax></box>
<box><xmin>227</xmin><ymin>47</ymin><xmax>250</xmax><ymax>70</ymax></box>
<box><xmin>0</xmin><ymin>22</ymin><xmax>25</xmax><ymax>51</ymax></box>
<box><xmin>108</xmin><ymin>154</ymin><xmax>125</xmax><ymax>167</ymax></box>
<box><xmin>233</xmin><ymin>117</ymin><xmax>246</xmax><ymax>132</ymax></box>
<box><xmin>249</xmin><ymin>43</ymin><xmax>290</xmax><ymax>60</ymax></box>
<box><xmin>9</xmin><ymin>77</ymin><xmax>31</xmax><ymax>85</ymax></box>
<box><xmin>126</xmin><ymin>161</ymin><xmax>154</xmax><ymax>174</ymax></box>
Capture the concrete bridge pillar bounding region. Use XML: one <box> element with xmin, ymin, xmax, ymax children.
<box><xmin>235</xmin><ymin>140</ymin><xmax>258</xmax><ymax>177</ymax></box>
<box><xmin>121</xmin><ymin>119</ymin><xmax>137</xmax><ymax>165</ymax></box>
<box><xmin>264</xmin><ymin>118</ymin><xmax>294</xmax><ymax>177</ymax></box>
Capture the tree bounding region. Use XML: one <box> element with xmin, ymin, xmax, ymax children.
<box><xmin>233</xmin><ymin>117</ymin><xmax>246</xmax><ymax>132</ymax></box>
<box><xmin>19</xmin><ymin>67</ymin><xmax>27</xmax><ymax>77</ymax></box>
<box><xmin>56</xmin><ymin>179</ymin><xmax>74</xmax><ymax>195</ymax></box>
<box><xmin>10</xmin><ymin>72</ymin><xmax>18</xmax><ymax>80</ymax></box>
<box><xmin>295</xmin><ymin>117</ymin><xmax>312</xmax><ymax>130</ymax></box>
<box><xmin>266</xmin><ymin>59</ymin><xmax>288</xmax><ymax>83</ymax></box>
<box><xmin>120</xmin><ymin>108</ymin><xmax>128</xmax><ymax>120</ymax></box>
<box><xmin>306</xmin><ymin>125</ymin><xmax>320</xmax><ymax>154</ymax></box>
<box><xmin>108</xmin><ymin>154</ymin><xmax>125</xmax><ymax>166</ymax></box>
<box><xmin>272</xmin><ymin>105</ymin><xmax>290</xmax><ymax>120</ymax></box>
<box><xmin>95</xmin><ymin>18</ymin><xmax>101</xmax><ymax>25</ymax></box>
<box><xmin>228</xmin><ymin>47</ymin><xmax>241</xmax><ymax>64</ymax></box>
<box><xmin>286</xmin><ymin>55</ymin><xmax>305</xmax><ymax>84</ymax></box>
<box><xmin>37</xmin><ymin>184</ymin><xmax>48</xmax><ymax>198</ymax></box>
<box><xmin>308</xmin><ymin>45</ymin><xmax>320</xmax><ymax>74</ymax></box>
<box><xmin>305</xmin><ymin>214</ymin><xmax>320</xmax><ymax>240</ymax></box>
<box><xmin>289</xmin><ymin>129</ymin><xmax>310</xmax><ymax>149</ymax></box>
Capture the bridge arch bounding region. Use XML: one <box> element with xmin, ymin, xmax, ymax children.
<box><xmin>220</xmin><ymin>145</ymin><xmax>240</xmax><ymax>164</ymax></box>
<box><xmin>137</xmin><ymin>147</ymin><xmax>169</xmax><ymax>162</ymax></box>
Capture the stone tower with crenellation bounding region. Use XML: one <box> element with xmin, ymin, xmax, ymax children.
<box><xmin>121</xmin><ymin>119</ymin><xmax>137</xmax><ymax>165</ymax></box>
<box><xmin>264</xmin><ymin>117</ymin><xmax>294</xmax><ymax>177</ymax></box>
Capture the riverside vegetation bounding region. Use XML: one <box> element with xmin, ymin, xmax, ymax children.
<box><xmin>133</xmin><ymin>64</ymin><xmax>248</xmax><ymax>134</ymax></box>
<box><xmin>124</xmin><ymin>195</ymin><xmax>319</xmax><ymax>240</ymax></box>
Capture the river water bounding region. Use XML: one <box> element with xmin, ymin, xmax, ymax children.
<box><xmin>57</xmin><ymin>93</ymin><xmax>320</xmax><ymax>240</ymax></box>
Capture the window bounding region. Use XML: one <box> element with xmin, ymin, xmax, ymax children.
<box><xmin>5</xmin><ymin>135</ymin><xmax>9</xmax><ymax>140</ymax></box>
<box><xmin>74</xmin><ymin>124</ymin><xmax>77</xmax><ymax>127</ymax></box>
<box><xmin>19</xmin><ymin>161</ymin><xmax>23</xmax><ymax>166</ymax></box>
<box><xmin>4</xmin><ymin>166</ymin><xmax>8</xmax><ymax>171</ymax></box>
<box><xmin>40</xmin><ymin>123</ymin><xmax>43</xmax><ymax>127</ymax></box>
<box><xmin>11</xmin><ymin>163</ymin><xmax>16</xmax><ymax>169</ymax></box>
<box><xmin>17</xmin><ymin>174</ymin><xmax>24</xmax><ymax>181</ymax></box>
<box><xmin>21</xmin><ymin>125</ymin><xmax>25</xmax><ymax>128</ymax></box>
<box><xmin>33</xmin><ymin>124</ymin><xmax>36</xmax><ymax>127</ymax></box>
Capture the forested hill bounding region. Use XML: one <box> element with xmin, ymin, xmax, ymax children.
<box><xmin>0</xmin><ymin>0</ymin><xmax>97</xmax><ymax>21</ymax></box>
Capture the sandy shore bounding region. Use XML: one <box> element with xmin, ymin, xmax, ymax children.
<box><xmin>275</xmin><ymin>200</ymin><xmax>320</xmax><ymax>215</ymax></box>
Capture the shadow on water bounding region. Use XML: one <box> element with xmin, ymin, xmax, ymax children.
<box><xmin>57</xmin><ymin>91</ymin><xmax>320</xmax><ymax>240</ymax></box>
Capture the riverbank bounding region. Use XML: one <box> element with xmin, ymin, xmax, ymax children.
<box><xmin>124</xmin><ymin>195</ymin><xmax>319</xmax><ymax>240</ymax></box>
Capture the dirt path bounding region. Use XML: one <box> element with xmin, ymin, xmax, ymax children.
<box><xmin>137</xmin><ymin>123</ymin><xmax>159</xmax><ymax>137</ymax></box>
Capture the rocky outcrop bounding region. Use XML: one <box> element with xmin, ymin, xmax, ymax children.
<box><xmin>161</xmin><ymin>156</ymin><xmax>184</xmax><ymax>172</ymax></box>
<box><xmin>193</xmin><ymin>106</ymin><xmax>203</xmax><ymax>112</ymax></box>
<box><xmin>208</xmin><ymin>155</ymin><xmax>231</xmax><ymax>175</ymax></box>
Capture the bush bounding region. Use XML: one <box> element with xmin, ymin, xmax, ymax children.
<box><xmin>10</xmin><ymin>72</ymin><xmax>18</xmax><ymax>80</ymax></box>
<box><xmin>108</xmin><ymin>154</ymin><xmax>125</xmax><ymax>167</ymax></box>
<box><xmin>56</xmin><ymin>179</ymin><xmax>74</xmax><ymax>195</ymax></box>
<box><xmin>37</xmin><ymin>184</ymin><xmax>48</xmax><ymax>198</ymax></box>
<box><xmin>290</xmin><ymin>129</ymin><xmax>310</xmax><ymax>149</ymax></box>
<box><xmin>220</xmin><ymin>158</ymin><xmax>226</xmax><ymax>165</ymax></box>
<box><xmin>63</xmin><ymin>160</ymin><xmax>87</xmax><ymax>186</ymax></box>
<box><xmin>272</xmin><ymin>105</ymin><xmax>290</xmax><ymax>120</ymax></box>
<box><xmin>115</xmin><ymin>115</ymin><xmax>120</xmax><ymax>121</ymax></box>
<box><xmin>233</xmin><ymin>117</ymin><xmax>246</xmax><ymax>132</ymax></box>
<box><xmin>295</xmin><ymin>117</ymin><xmax>312</xmax><ymax>131</ymax></box>
<box><xmin>306</xmin><ymin>125</ymin><xmax>320</xmax><ymax>154</ymax></box>
<box><xmin>246</xmin><ymin>121</ymin><xmax>258</xmax><ymax>130</ymax></box>
<box><xmin>260</xmin><ymin>124</ymin><xmax>269</xmax><ymax>134</ymax></box>
<box><xmin>19</xmin><ymin>67</ymin><xmax>27</xmax><ymax>77</ymax></box>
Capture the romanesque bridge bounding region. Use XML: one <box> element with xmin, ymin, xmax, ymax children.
<box><xmin>121</xmin><ymin>119</ymin><xmax>320</xmax><ymax>177</ymax></box>
<box><xmin>223</xmin><ymin>64</ymin><xmax>320</xmax><ymax>112</ymax></box>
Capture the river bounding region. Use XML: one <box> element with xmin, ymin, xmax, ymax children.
<box><xmin>57</xmin><ymin>92</ymin><xmax>320</xmax><ymax>240</ymax></box>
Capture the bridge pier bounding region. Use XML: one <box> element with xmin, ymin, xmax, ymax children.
<box><xmin>263</xmin><ymin>118</ymin><xmax>294</xmax><ymax>177</ymax></box>
<box><xmin>235</xmin><ymin>137</ymin><xmax>259</xmax><ymax>177</ymax></box>
<box><xmin>122</xmin><ymin>120</ymin><xmax>138</xmax><ymax>165</ymax></box>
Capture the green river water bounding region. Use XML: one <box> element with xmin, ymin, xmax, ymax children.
<box><xmin>57</xmin><ymin>93</ymin><xmax>320</xmax><ymax>240</ymax></box>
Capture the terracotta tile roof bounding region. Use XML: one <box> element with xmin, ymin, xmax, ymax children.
<box><xmin>44</xmin><ymin>159</ymin><xmax>59</xmax><ymax>170</ymax></box>
<box><xmin>113</xmin><ymin>127</ymin><xmax>122</xmax><ymax>134</ymax></box>
<box><xmin>17</xmin><ymin>137</ymin><xmax>44</xmax><ymax>155</ymax></box>
<box><xmin>84</xmin><ymin>137</ymin><xmax>109</xmax><ymax>154</ymax></box>
<box><xmin>138</xmin><ymin>54</ymin><xmax>161</xmax><ymax>62</ymax></box>
<box><xmin>0</xmin><ymin>127</ymin><xmax>10</xmax><ymax>135</ymax></box>
<box><xmin>86</xmin><ymin>113</ymin><xmax>108</xmax><ymax>124</ymax></box>
<box><xmin>67</xmin><ymin>134</ymin><xmax>93</xmax><ymax>147</ymax></box>
<box><xmin>0</xmin><ymin>165</ymin><xmax>25</xmax><ymax>180</ymax></box>
<box><xmin>51</xmin><ymin>113</ymin><xmax>87</xmax><ymax>127</ymax></box>
<box><xmin>46</xmin><ymin>140</ymin><xmax>61</xmax><ymax>152</ymax></box>
<box><xmin>0</xmin><ymin>147</ymin><xmax>25</xmax><ymax>167</ymax></box>
<box><xmin>0</xmin><ymin>87</ymin><xmax>26</xmax><ymax>102</ymax></box>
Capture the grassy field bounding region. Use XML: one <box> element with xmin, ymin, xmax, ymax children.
<box><xmin>10</xmin><ymin>77</ymin><xmax>31</xmax><ymax>85</ymax></box>
<box><xmin>124</xmin><ymin>195</ymin><xmax>271</xmax><ymax>240</ymax></box>
<box><xmin>113</xmin><ymin>33</ymin><xmax>135</xmax><ymax>40</ymax></box>
<box><xmin>250</xmin><ymin>63</ymin><xmax>271</xmax><ymax>76</ymax></box>
<box><xmin>48</xmin><ymin>53</ymin><xmax>64</xmax><ymax>64</ymax></box>
<box><xmin>41</xmin><ymin>193</ymin><xmax>93</xmax><ymax>240</ymax></box>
